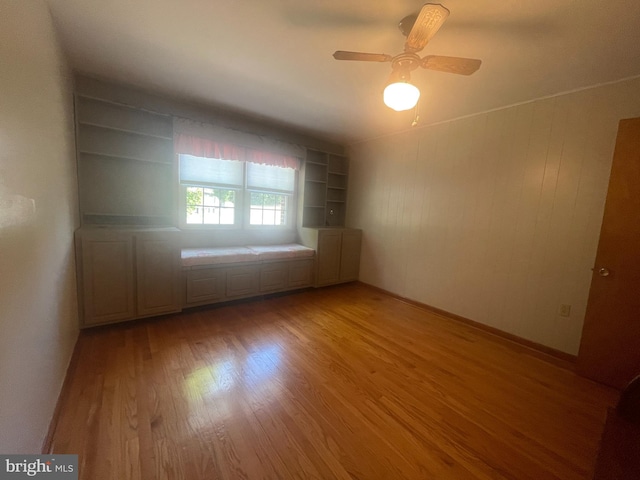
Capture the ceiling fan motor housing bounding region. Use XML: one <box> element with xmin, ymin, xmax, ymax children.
<box><xmin>398</xmin><ymin>14</ymin><xmax>419</xmax><ymax>37</ymax></box>
<box><xmin>391</xmin><ymin>53</ymin><xmax>421</xmax><ymax>73</ymax></box>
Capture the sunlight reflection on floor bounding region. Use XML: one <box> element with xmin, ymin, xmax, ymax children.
<box><xmin>183</xmin><ymin>343</ymin><xmax>284</xmax><ymax>425</ymax></box>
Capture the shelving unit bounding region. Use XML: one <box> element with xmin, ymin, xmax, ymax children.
<box><xmin>74</xmin><ymin>95</ymin><xmax>181</xmax><ymax>327</ymax></box>
<box><xmin>301</xmin><ymin>149</ymin><xmax>349</xmax><ymax>227</ymax></box>
<box><xmin>299</xmin><ymin>148</ymin><xmax>360</xmax><ymax>285</ymax></box>
<box><xmin>74</xmin><ymin>95</ymin><xmax>175</xmax><ymax>226</ymax></box>
<box><xmin>301</xmin><ymin>149</ymin><xmax>328</xmax><ymax>227</ymax></box>
<box><xmin>326</xmin><ymin>153</ymin><xmax>349</xmax><ymax>227</ymax></box>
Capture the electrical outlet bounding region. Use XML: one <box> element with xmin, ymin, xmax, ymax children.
<box><xmin>559</xmin><ymin>304</ymin><xmax>571</xmax><ymax>317</ymax></box>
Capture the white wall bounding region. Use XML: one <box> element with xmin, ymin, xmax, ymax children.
<box><xmin>348</xmin><ymin>77</ymin><xmax>640</xmax><ymax>355</ymax></box>
<box><xmin>0</xmin><ymin>0</ymin><xmax>79</xmax><ymax>452</ymax></box>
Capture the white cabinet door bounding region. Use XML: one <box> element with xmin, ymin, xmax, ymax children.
<box><xmin>339</xmin><ymin>229</ymin><xmax>362</xmax><ymax>282</ymax></box>
<box><xmin>227</xmin><ymin>265</ymin><xmax>259</xmax><ymax>297</ymax></box>
<box><xmin>78</xmin><ymin>231</ymin><xmax>135</xmax><ymax>325</ymax></box>
<box><xmin>77</xmin><ymin>227</ymin><xmax>180</xmax><ymax>327</ymax></box>
<box><xmin>186</xmin><ymin>268</ymin><xmax>227</xmax><ymax>305</ymax></box>
<box><xmin>316</xmin><ymin>230</ymin><xmax>343</xmax><ymax>286</ymax></box>
<box><xmin>136</xmin><ymin>232</ymin><xmax>181</xmax><ymax>316</ymax></box>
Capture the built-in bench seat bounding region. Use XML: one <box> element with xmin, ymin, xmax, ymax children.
<box><xmin>181</xmin><ymin>244</ymin><xmax>316</xmax><ymax>307</ymax></box>
<box><xmin>180</xmin><ymin>244</ymin><xmax>315</xmax><ymax>267</ymax></box>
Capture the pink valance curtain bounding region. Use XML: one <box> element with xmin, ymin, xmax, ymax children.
<box><xmin>174</xmin><ymin>133</ymin><xmax>301</xmax><ymax>170</ymax></box>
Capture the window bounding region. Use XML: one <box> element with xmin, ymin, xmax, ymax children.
<box><xmin>179</xmin><ymin>154</ymin><xmax>296</xmax><ymax>228</ymax></box>
<box><xmin>186</xmin><ymin>187</ymin><xmax>236</xmax><ymax>225</ymax></box>
<box><xmin>246</xmin><ymin>162</ymin><xmax>295</xmax><ymax>226</ymax></box>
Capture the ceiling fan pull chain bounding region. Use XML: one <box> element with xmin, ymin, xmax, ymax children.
<box><xmin>411</xmin><ymin>99</ymin><xmax>420</xmax><ymax>127</ymax></box>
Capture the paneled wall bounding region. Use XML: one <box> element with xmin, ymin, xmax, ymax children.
<box><xmin>347</xmin><ymin>76</ymin><xmax>640</xmax><ymax>355</ymax></box>
<box><xmin>0</xmin><ymin>0</ymin><xmax>79</xmax><ymax>452</ymax></box>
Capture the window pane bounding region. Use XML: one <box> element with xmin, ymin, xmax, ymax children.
<box><xmin>186</xmin><ymin>186</ymin><xmax>204</xmax><ymax>224</ymax></box>
<box><xmin>263</xmin><ymin>208</ymin><xmax>276</xmax><ymax>225</ymax></box>
<box><xmin>250</xmin><ymin>191</ymin><xmax>263</xmax><ymax>205</ymax></box>
<box><xmin>203</xmin><ymin>205</ymin><xmax>219</xmax><ymax>224</ymax></box>
<box><xmin>250</xmin><ymin>208</ymin><xmax>263</xmax><ymax>225</ymax></box>
<box><xmin>203</xmin><ymin>188</ymin><xmax>217</xmax><ymax>206</ymax></box>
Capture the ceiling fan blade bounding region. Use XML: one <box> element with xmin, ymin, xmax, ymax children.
<box><xmin>421</xmin><ymin>55</ymin><xmax>482</xmax><ymax>75</ymax></box>
<box><xmin>333</xmin><ymin>51</ymin><xmax>392</xmax><ymax>62</ymax></box>
<box><xmin>404</xmin><ymin>4</ymin><xmax>450</xmax><ymax>53</ymax></box>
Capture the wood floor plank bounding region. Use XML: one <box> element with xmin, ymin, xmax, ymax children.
<box><xmin>50</xmin><ymin>283</ymin><xmax>617</xmax><ymax>479</ymax></box>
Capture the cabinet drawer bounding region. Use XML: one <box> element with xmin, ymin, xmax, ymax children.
<box><xmin>186</xmin><ymin>268</ymin><xmax>226</xmax><ymax>304</ymax></box>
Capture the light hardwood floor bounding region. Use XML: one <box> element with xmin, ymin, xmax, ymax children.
<box><xmin>50</xmin><ymin>283</ymin><xmax>617</xmax><ymax>479</ymax></box>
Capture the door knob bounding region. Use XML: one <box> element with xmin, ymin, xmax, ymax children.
<box><xmin>597</xmin><ymin>267</ymin><xmax>611</xmax><ymax>277</ymax></box>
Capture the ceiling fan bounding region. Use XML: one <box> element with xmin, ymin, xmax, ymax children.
<box><xmin>333</xmin><ymin>3</ymin><xmax>482</xmax><ymax>112</ymax></box>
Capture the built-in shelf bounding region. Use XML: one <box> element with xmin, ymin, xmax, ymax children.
<box><xmin>78</xmin><ymin>121</ymin><xmax>172</xmax><ymax>140</ymax></box>
<box><xmin>75</xmin><ymin>94</ymin><xmax>175</xmax><ymax>227</ymax></box>
<box><xmin>306</xmin><ymin>150</ymin><xmax>328</xmax><ymax>165</ymax></box>
<box><xmin>328</xmin><ymin>154</ymin><xmax>349</xmax><ymax>174</ymax></box>
<box><xmin>300</xmin><ymin>149</ymin><xmax>349</xmax><ymax>228</ymax></box>
<box><xmin>78</xmin><ymin>150</ymin><xmax>174</xmax><ymax>166</ymax></box>
<box><xmin>82</xmin><ymin>214</ymin><xmax>174</xmax><ymax>226</ymax></box>
<box><xmin>76</xmin><ymin>95</ymin><xmax>173</xmax><ymax>138</ymax></box>
<box><xmin>305</xmin><ymin>163</ymin><xmax>328</xmax><ymax>183</ymax></box>
<box><xmin>77</xmin><ymin>124</ymin><xmax>173</xmax><ymax>164</ymax></box>
<box><xmin>328</xmin><ymin>173</ymin><xmax>347</xmax><ymax>190</ymax></box>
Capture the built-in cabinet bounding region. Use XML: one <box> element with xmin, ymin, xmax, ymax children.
<box><xmin>74</xmin><ymin>93</ymin><xmax>180</xmax><ymax>327</ymax></box>
<box><xmin>74</xmin><ymin>95</ymin><xmax>174</xmax><ymax>226</ymax></box>
<box><xmin>75</xmin><ymin>227</ymin><xmax>181</xmax><ymax>327</ymax></box>
<box><xmin>72</xmin><ymin>83</ymin><xmax>360</xmax><ymax>327</ymax></box>
<box><xmin>183</xmin><ymin>259</ymin><xmax>315</xmax><ymax>307</ymax></box>
<box><xmin>299</xmin><ymin>228</ymin><xmax>362</xmax><ymax>286</ymax></box>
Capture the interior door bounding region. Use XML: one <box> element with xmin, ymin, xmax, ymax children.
<box><xmin>576</xmin><ymin>117</ymin><xmax>640</xmax><ymax>389</ymax></box>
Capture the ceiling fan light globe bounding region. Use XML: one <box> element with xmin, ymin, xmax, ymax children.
<box><xmin>383</xmin><ymin>82</ymin><xmax>420</xmax><ymax>111</ymax></box>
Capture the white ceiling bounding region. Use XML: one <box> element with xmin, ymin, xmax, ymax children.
<box><xmin>47</xmin><ymin>0</ymin><xmax>640</xmax><ymax>145</ymax></box>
